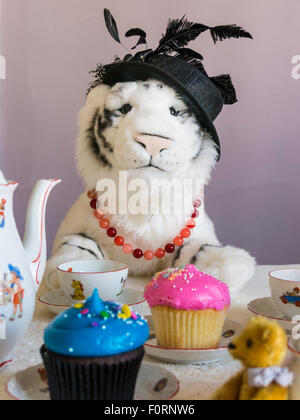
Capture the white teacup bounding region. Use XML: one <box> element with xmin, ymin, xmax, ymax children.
<box><xmin>47</xmin><ymin>260</ymin><xmax>128</xmax><ymax>303</ymax></box>
<box><xmin>269</xmin><ymin>269</ymin><xmax>300</xmax><ymax>320</ymax></box>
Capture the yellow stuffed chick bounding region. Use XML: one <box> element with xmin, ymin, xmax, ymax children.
<box><xmin>213</xmin><ymin>317</ymin><xmax>293</xmax><ymax>401</ymax></box>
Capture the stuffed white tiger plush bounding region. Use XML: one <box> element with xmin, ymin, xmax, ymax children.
<box><xmin>44</xmin><ymin>80</ymin><xmax>255</xmax><ymax>292</ymax></box>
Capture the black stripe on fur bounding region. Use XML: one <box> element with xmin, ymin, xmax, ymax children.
<box><xmin>173</xmin><ymin>244</ymin><xmax>185</xmax><ymax>265</ymax></box>
<box><xmin>193</xmin><ymin>142</ymin><xmax>203</xmax><ymax>160</ymax></box>
<box><xmin>77</xmin><ymin>233</ymin><xmax>105</xmax><ymax>259</ymax></box>
<box><xmin>60</xmin><ymin>242</ymin><xmax>99</xmax><ymax>260</ymax></box>
<box><xmin>190</xmin><ymin>244</ymin><xmax>223</xmax><ymax>264</ymax></box>
<box><xmin>86</xmin><ymin>109</ymin><xmax>113</xmax><ymax>168</ymax></box>
<box><xmin>97</xmin><ymin>112</ymin><xmax>114</xmax><ymax>153</ymax></box>
<box><xmin>192</xmin><ymin>128</ymin><xmax>204</xmax><ymax>160</ymax></box>
<box><xmin>60</xmin><ymin>233</ymin><xmax>105</xmax><ymax>260</ymax></box>
<box><xmin>100</xmin><ymin>109</ymin><xmax>115</xmax><ymax>129</ymax></box>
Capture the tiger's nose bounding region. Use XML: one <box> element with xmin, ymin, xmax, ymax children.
<box><xmin>134</xmin><ymin>134</ymin><xmax>172</xmax><ymax>157</ymax></box>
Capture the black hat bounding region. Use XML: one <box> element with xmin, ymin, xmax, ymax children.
<box><xmin>90</xmin><ymin>10</ymin><xmax>253</xmax><ymax>160</ymax></box>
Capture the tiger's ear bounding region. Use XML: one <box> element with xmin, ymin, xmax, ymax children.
<box><xmin>210</xmin><ymin>74</ymin><xmax>237</xmax><ymax>105</ymax></box>
<box><xmin>85</xmin><ymin>84</ymin><xmax>111</xmax><ymax>106</ymax></box>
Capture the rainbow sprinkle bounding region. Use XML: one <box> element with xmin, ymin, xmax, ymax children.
<box><xmin>80</xmin><ymin>309</ymin><xmax>89</xmax><ymax>315</ymax></box>
<box><xmin>73</xmin><ymin>303</ymin><xmax>84</xmax><ymax>309</ymax></box>
<box><xmin>118</xmin><ymin>304</ymin><xmax>132</xmax><ymax>320</ymax></box>
<box><xmin>168</xmin><ymin>267</ymin><xmax>185</xmax><ymax>282</ymax></box>
<box><xmin>100</xmin><ymin>310</ymin><xmax>109</xmax><ymax>319</ymax></box>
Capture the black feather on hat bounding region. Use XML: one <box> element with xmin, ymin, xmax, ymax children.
<box><xmin>89</xmin><ymin>9</ymin><xmax>253</xmax><ymax>160</ymax></box>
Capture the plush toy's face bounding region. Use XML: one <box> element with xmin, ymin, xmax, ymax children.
<box><xmin>103</xmin><ymin>81</ymin><xmax>204</xmax><ymax>172</ymax></box>
<box><xmin>76</xmin><ymin>80</ymin><xmax>217</xmax><ymax>188</ymax></box>
<box><xmin>229</xmin><ymin>317</ymin><xmax>287</xmax><ymax>368</ymax></box>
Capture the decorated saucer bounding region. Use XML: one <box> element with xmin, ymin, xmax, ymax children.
<box><xmin>0</xmin><ymin>359</ymin><xmax>13</xmax><ymax>372</ymax></box>
<box><xmin>144</xmin><ymin>319</ymin><xmax>242</xmax><ymax>365</ymax></box>
<box><xmin>288</xmin><ymin>338</ymin><xmax>300</xmax><ymax>401</ymax></box>
<box><xmin>247</xmin><ymin>297</ymin><xmax>300</xmax><ymax>334</ymax></box>
<box><xmin>288</xmin><ymin>337</ymin><xmax>300</xmax><ymax>355</ymax></box>
<box><xmin>6</xmin><ymin>362</ymin><xmax>179</xmax><ymax>401</ymax></box>
<box><xmin>38</xmin><ymin>288</ymin><xmax>146</xmax><ymax>315</ymax></box>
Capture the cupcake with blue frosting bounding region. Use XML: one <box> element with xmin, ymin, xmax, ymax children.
<box><xmin>41</xmin><ymin>289</ymin><xmax>149</xmax><ymax>400</ymax></box>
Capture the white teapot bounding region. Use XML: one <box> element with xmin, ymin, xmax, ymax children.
<box><xmin>0</xmin><ymin>171</ymin><xmax>60</xmax><ymax>367</ymax></box>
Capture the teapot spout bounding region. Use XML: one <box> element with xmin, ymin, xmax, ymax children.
<box><xmin>23</xmin><ymin>179</ymin><xmax>61</xmax><ymax>292</ymax></box>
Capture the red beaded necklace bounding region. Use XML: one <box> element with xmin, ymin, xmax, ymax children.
<box><xmin>87</xmin><ymin>189</ymin><xmax>202</xmax><ymax>261</ymax></box>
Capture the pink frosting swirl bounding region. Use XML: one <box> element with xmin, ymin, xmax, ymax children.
<box><xmin>144</xmin><ymin>265</ymin><xmax>230</xmax><ymax>311</ymax></box>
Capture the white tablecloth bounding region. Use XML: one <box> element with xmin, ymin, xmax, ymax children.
<box><xmin>0</xmin><ymin>265</ymin><xmax>299</xmax><ymax>400</ymax></box>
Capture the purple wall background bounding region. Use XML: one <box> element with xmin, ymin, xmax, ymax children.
<box><xmin>0</xmin><ymin>0</ymin><xmax>299</xmax><ymax>264</ymax></box>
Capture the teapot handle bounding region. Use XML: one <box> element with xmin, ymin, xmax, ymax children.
<box><xmin>46</xmin><ymin>270</ymin><xmax>64</xmax><ymax>295</ymax></box>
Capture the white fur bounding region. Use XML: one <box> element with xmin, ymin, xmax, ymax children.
<box><xmin>45</xmin><ymin>80</ymin><xmax>255</xmax><ymax>292</ymax></box>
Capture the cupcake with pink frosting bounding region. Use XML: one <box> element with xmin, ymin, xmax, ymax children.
<box><xmin>144</xmin><ymin>264</ymin><xmax>230</xmax><ymax>349</ymax></box>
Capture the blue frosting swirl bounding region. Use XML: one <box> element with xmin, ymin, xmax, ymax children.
<box><xmin>44</xmin><ymin>289</ymin><xmax>149</xmax><ymax>357</ymax></box>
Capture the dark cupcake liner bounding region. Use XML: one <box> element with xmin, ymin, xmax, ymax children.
<box><xmin>40</xmin><ymin>345</ymin><xmax>144</xmax><ymax>401</ymax></box>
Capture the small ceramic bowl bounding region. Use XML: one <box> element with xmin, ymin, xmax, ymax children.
<box><xmin>47</xmin><ymin>260</ymin><xmax>128</xmax><ymax>303</ymax></box>
<box><xmin>269</xmin><ymin>269</ymin><xmax>300</xmax><ymax>320</ymax></box>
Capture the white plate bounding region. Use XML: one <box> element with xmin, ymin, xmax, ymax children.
<box><xmin>288</xmin><ymin>338</ymin><xmax>300</xmax><ymax>354</ymax></box>
<box><xmin>247</xmin><ymin>297</ymin><xmax>300</xmax><ymax>334</ymax></box>
<box><xmin>145</xmin><ymin>319</ymin><xmax>242</xmax><ymax>365</ymax></box>
<box><xmin>6</xmin><ymin>362</ymin><xmax>179</xmax><ymax>401</ymax></box>
<box><xmin>288</xmin><ymin>339</ymin><xmax>300</xmax><ymax>401</ymax></box>
<box><xmin>38</xmin><ymin>288</ymin><xmax>146</xmax><ymax>315</ymax></box>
